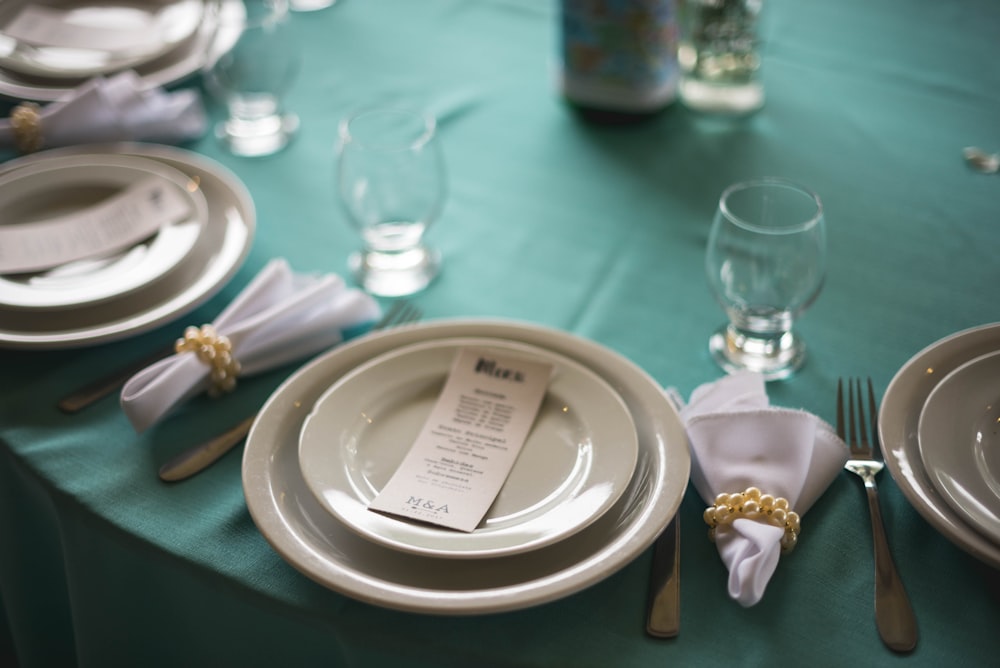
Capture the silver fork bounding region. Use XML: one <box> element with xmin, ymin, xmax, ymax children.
<box><xmin>157</xmin><ymin>300</ymin><xmax>422</xmax><ymax>482</ymax></box>
<box><xmin>837</xmin><ymin>378</ymin><xmax>918</xmax><ymax>653</ymax></box>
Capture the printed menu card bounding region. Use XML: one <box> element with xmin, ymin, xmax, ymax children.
<box><xmin>369</xmin><ymin>347</ymin><xmax>553</xmax><ymax>532</ymax></box>
<box><xmin>0</xmin><ymin>177</ymin><xmax>192</xmax><ymax>274</ymax></box>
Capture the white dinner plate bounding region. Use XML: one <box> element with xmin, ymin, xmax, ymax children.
<box><xmin>917</xmin><ymin>350</ymin><xmax>1000</xmax><ymax>545</ymax></box>
<box><xmin>243</xmin><ymin>319</ymin><xmax>690</xmax><ymax>615</ymax></box>
<box><xmin>0</xmin><ymin>0</ymin><xmax>204</xmax><ymax>79</ymax></box>
<box><xmin>0</xmin><ymin>0</ymin><xmax>241</xmax><ymax>102</ymax></box>
<box><xmin>881</xmin><ymin>322</ymin><xmax>1000</xmax><ymax>568</ymax></box>
<box><xmin>0</xmin><ymin>153</ymin><xmax>209</xmax><ymax>310</ymax></box>
<box><xmin>0</xmin><ymin>143</ymin><xmax>254</xmax><ymax>349</ymax></box>
<box><xmin>298</xmin><ymin>337</ymin><xmax>639</xmax><ymax>559</ymax></box>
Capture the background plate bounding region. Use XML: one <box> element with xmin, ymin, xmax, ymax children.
<box><xmin>881</xmin><ymin>322</ymin><xmax>1000</xmax><ymax>569</ymax></box>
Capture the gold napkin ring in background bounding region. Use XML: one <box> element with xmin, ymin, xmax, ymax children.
<box><xmin>10</xmin><ymin>102</ymin><xmax>42</xmax><ymax>153</ymax></box>
<box><xmin>704</xmin><ymin>487</ymin><xmax>801</xmax><ymax>553</ymax></box>
<box><xmin>175</xmin><ymin>325</ymin><xmax>242</xmax><ymax>397</ymax></box>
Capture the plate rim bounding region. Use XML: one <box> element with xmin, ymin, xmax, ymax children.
<box><xmin>880</xmin><ymin>322</ymin><xmax>1000</xmax><ymax>568</ymax></box>
<box><xmin>297</xmin><ymin>335</ymin><xmax>640</xmax><ymax>559</ymax></box>
<box><xmin>917</xmin><ymin>349</ymin><xmax>1000</xmax><ymax>544</ymax></box>
<box><xmin>242</xmin><ymin>318</ymin><xmax>690</xmax><ymax>615</ymax></box>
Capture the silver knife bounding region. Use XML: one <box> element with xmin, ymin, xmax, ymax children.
<box><xmin>158</xmin><ymin>414</ymin><xmax>256</xmax><ymax>482</ymax></box>
<box><xmin>645</xmin><ymin>513</ymin><xmax>680</xmax><ymax>638</ymax></box>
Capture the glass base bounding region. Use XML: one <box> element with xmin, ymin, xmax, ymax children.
<box><xmin>349</xmin><ymin>246</ymin><xmax>440</xmax><ymax>297</ymax></box>
<box><xmin>709</xmin><ymin>324</ymin><xmax>805</xmax><ymax>381</ymax></box>
<box><xmin>679</xmin><ymin>78</ymin><xmax>764</xmax><ymax>116</ymax></box>
<box><xmin>216</xmin><ymin>113</ymin><xmax>299</xmax><ymax>157</ymax></box>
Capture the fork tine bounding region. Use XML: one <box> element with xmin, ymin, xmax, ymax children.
<box><xmin>847</xmin><ymin>378</ymin><xmax>858</xmax><ymax>449</ymax></box>
<box><xmin>855</xmin><ymin>378</ymin><xmax>869</xmax><ymax>451</ymax></box>
<box><xmin>867</xmin><ymin>377</ymin><xmax>880</xmax><ymax>455</ymax></box>
<box><xmin>836</xmin><ymin>378</ymin><xmax>846</xmax><ymax>440</ymax></box>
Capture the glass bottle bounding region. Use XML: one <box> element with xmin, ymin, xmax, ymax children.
<box><xmin>558</xmin><ymin>0</ymin><xmax>680</xmax><ymax>123</ymax></box>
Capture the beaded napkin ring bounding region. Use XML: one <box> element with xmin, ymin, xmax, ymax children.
<box><xmin>175</xmin><ymin>325</ymin><xmax>241</xmax><ymax>397</ymax></box>
<box><xmin>10</xmin><ymin>102</ymin><xmax>42</xmax><ymax>153</ymax></box>
<box><xmin>703</xmin><ymin>487</ymin><xmax>801</xmax><ymax>553</ymax></box>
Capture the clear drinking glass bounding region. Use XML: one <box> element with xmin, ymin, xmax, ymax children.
<box><xmin>203</xmin><ymin>0</ymin><xmax>299</xmax><ymax>157</ymax></box>
<box><xmin>677</xmin><ymin>0</ymin><xmax>764</xmax><ymax>115</ymax></box>
<box><xmin>705</xmin><ymin>178</ymin><xmax>826</xmax><ymax>380</ymax></box>
<box><xmin>336</xmin><ymin>107</ymin><xmax>446</xmax><ymax>297</ymax></box>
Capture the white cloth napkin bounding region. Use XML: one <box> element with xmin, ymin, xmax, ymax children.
<box><xmin>674</xmin><ymin>371</ymin><xmax>848</xmax><ymax>607</ymax></box>
<box><xmin>121</xmin><ymin>259</ymin><xmax>381</xmax><ymax>432</ymax></box>
<box><xmin>0</xmin><ymin>70</ymin><xmax>206</xmax><ymax>151</ymax></box>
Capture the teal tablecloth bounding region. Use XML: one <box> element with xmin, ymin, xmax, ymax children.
<box><xmin>2</xmin><ymin>1</ymin><xmax>999</xmax><ymax>666</ymax></box>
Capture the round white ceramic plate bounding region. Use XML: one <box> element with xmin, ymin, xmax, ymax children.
<box><xmin>298</xmin><ymin>337</ymin><xmax>639</xmax><ymax>559</ymax></box>
<box><xmin>0</xmin><ymin>0</ymin><xmax>241</xmax><ymax>102</ymax></box>
<box><xmin>881</xmin><ymin>322</ymin><xmax>1000</xmax><ymax>569</ymax></box>
<box><xmin>917</xmin><ymin>350</ymin><xmax>1000</xmax><ymax>544</ymax></box>
<box><xmin>0</xmin><ymin>143</ymin><xmax>254</xmax><ymax>349</ymax></box>
<box><xmin>0</xmin><ymin>153</ymin><xmax>208</xmax><ymax>310</ymax></box>
<box><xmin>0</xmin><ymin>0</ymin><xmax>204</xmax><ymax>79</ymax></box>
<box><xmin>243</xmin><ymin>318</ymin><xmax>690</xmax><ymax>615</ymax></box>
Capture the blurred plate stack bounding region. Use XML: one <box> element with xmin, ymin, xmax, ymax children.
<box><xmin>0</xmin><ymin>143</ymin><xmax>255</xmax><ymax>348</ymax></box>
<box><xmin>0</xmin><ymin>0</ymin><xmax>242</xmax><ymax>101</ymax></box>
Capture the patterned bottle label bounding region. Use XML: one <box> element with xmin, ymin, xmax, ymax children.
<box><xmin>560</xmin><ymin>0</ymin><xmax>679</xmax><ymax>112</ymax></box>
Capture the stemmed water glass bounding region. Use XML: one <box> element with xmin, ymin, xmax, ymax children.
<box><xmin>203</xmin><ymin>0</ymin><xmax>300</xmax><ymax>157</ymax></box>
<box><xmin>705</xmin><ymin>178</ymin><xmax>826</xmax><ymax>380</ymax></box>
<box><xmin>335</xmin><ymin>107</ymin><xmax>446</xmax><ymax>297</ymax></box>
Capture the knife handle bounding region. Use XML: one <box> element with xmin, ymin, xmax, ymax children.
<box><xmin>646</xmin><ymin>514</ymin><xmax>680</xmax><ymax>638</ymax></box>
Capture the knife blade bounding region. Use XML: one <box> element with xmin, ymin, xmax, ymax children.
<box><xmin>645</xmin><ymin>513</ymin><xmax>680</xmax><ymax>638</ymax></box>
<box><xmin>158</xmin><ymin>414</ymin><xmax>256</xmax><ymax>482</ymax></box>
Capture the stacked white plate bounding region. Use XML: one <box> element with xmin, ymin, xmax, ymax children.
<box><xmin>880</xmin><ymin>323</ymin><xmax>1000</xmax><ymax>568</ymax></box>
<box><xmin>0</xmin><ymin>143</ymin><xmax>255</xmax><ymax>348</ymax></box>
<box><xmin>0</xmin><ymin>0</ymin><xmax>242</xmax><ymax>101</ymax></box>
<box><xmin>242</xmin><ymin>319</ymin><xmax>692</xmax><ymax>614</ymax></box>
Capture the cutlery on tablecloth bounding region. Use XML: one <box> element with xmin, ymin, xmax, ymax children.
<box><xmin>645</xmin><ymin>513</ymin><xmax>680</xmax><ymax>638</ymax></box>
<box><xmin>838</xmin><ymin>378</ymin><xmax>918</xmax><ymax>653</ymax></box>
<box><xmin>158</xmin><ymin>301</ymin><xmax>422</xmax><ymax>482</ymax></box>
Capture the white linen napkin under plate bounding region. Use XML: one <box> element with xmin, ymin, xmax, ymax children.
<box><xmin>0</xmin><ymin>70</ymin><xmax>206</xmax><ymax>151</ymax></box>
<box><xmin>121</xmin><ymin>259</ymin><xmax>381</xmax><ymax>432</ymax></box>
<box><xmin>673</xmin><ymin>371</ymin><xmax>848</xmax><ymax>607</ymax></box>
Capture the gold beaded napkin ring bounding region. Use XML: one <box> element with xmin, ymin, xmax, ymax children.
<box><xmin>9</xmin><ymin>102</ymin><xmax>43</xmax><ymax>154</ymax></box>
<box><xmin>175</xmin><ymin>325</ymin><xmax>241</xmax><ymax>397</ymax></box>
<box><xmin>703</xmin><ymin>486</ymin><xmax>801</xmax><ymax>553</ymax></box>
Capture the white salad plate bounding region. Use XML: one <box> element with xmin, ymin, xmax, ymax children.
<box><xmin>298</xmin><ymin>337</ymin><xmax>639</xmax><ymax>559</ymax></box>
<box><xmin>0</xmin><ymin>0</ymin><xmax>204</xmax><ymax>79</ymax></box>
<box><xmin>0</xmin><ymin>143</ymin><xmax>254</xmax><ymax>349</ymax></box>
<box><xmin>917</xmin><ymin>350</ymin><xmax>1000</xmax><ymax>545</ymax></box>
<box><xmin>243</xmin><ymin>319</ymin><xmax>691</xmax><ymax>615</ymax></box>
<box><xmin>881</xmin><ymin>322</ymin><xmax>1000</xmax><ymax>568</ymax></box>
<box><xmin>0</xmin><ymin>153</ymin><xmax>209</xmax><ymax>310</ymax></box>
<box><xmin>0</xmin><ymin>0</ymin><xmax>242</xmax><ymax>102</ymax></box>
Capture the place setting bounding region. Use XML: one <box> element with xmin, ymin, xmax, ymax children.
<box><xmin>0</xmin><ymin>0</ymin><xmax>243</xmax><ymax>102</ymax></box>
<box><xmin>0</xmin><ymin>142</ymin><xmax>255</xmax><ymax>348</ymax></box>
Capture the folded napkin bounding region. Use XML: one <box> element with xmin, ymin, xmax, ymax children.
<box><xmin>674</xmin><ymin>372</ymin><xmax>848</xmax><ymax>607</ymax></box>
<box><xmin>121</xmin><ymin>259</ymin><xmax>381</xmax><ymax>432</ymax></box>
<box><xmin>0</xmin><ymin>70</ymin><xmax>206</xmax><ymax>153</ymax></box>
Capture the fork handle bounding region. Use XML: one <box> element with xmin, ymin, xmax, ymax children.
<box><xmin>864</xmin><ymin>485</ymin><xmax>918</xmax><ymax>652</ymax></box>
